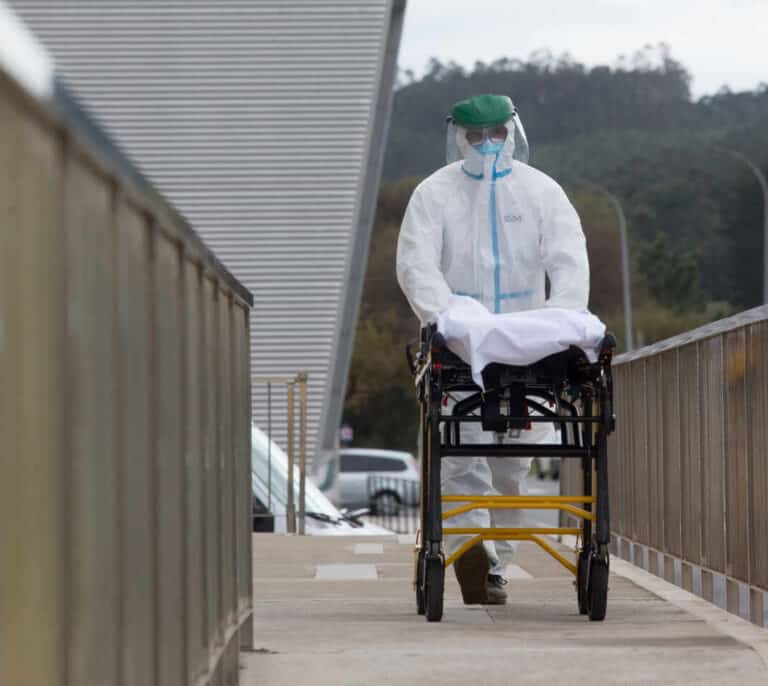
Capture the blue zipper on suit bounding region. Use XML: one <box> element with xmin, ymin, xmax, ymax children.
<box><xmin>462</xmin><ymin>157</ymin><xmax>513</xmax><ymax>313</ymax></box>
<box><xmin>490</xmin><ymin>154</ymin><xmax>502</xmax><ymax>313</ymax></box>
<box><xmin>490</xmin><ymin>180</ymin><xmax>501</xmax><ymax>313</ymax></box>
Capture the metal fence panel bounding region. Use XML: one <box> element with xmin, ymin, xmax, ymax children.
<box><xmin>700</xmin><ymin>336</ymin><xmax>726</xmax><ymax>573</ymax></box>
<box><xmin>65</xmin><ymin>154</ymin><xmax>119</xmax><ymax>686</ymax></box>
<box><xmin>154</xmin><ymin>233</ymin><xmax>186</xmax><ymax>685</ymax></box>
<box><xmin>116</xmin><ymin>198</ymin><xmax>156</xmax><ymax>686</ymax></box>
<box><xmin>233</xmin><ymin>307</ymin><xmax>253</xmax><ymax>620</ymax></box>
<box><xmin>219</xmin><ymin>295</ymin><xmax>236</xmax><ymax>630</ymax></box>
<box><xmin>613</xmin><ymin>365</ymin><xmax>630</xmax><ymax>538</ymax></box>
<box><xmin>184</xmin><ymin>259</ymin><xmax>207</xmax><ymax>683</ymax></box>
<box><xmin>366</xmin><ymin>475</ymin><xmax>420</xmax><ymax>534</ymax></box>
<box><xmin>605</xmin><ymin>429</ymin><xmax>620</xmax><ymax>538</ymax></box>
<box><xmin>630</xmin><ymin>361</ymin><xmax>648</xmax><ymax>542</ymax></box>
<box><xmin>0</xmin><ymin>68</ymin><xmax>252</xmax><ymax>685</ymax></box>
<box><xmin>605</xmin><ymin>368</ymin><xmax>620</xmax><ymax>536</ymax></box>
<box><xmin>661</xmin><ymin>350</ymin><xmax>682</xmax><ymax>558</ymax></box>
<box><xmin>0</xmin><ymin>87</ymin><xmax>67</xmax><ymax>685</ymax></box>
<box><xmin>562</xmin><ymin>305</ymin><xmax>768</xmax><ymax>624</ymax></box>
<box><xmin>679</xmin><ymin>343</ymin><xmax>704</xmax><ymax>566</ymax></box>
<box><xmin>747</xmin><ymin>321</ymin><xmax>768</xmax><ymax>589</ymax></box>
<box><xmin>646</xmin><ymin>355</ymin><xmax>664</xmax><ymax>551</ymax></box>
<box><xmin>621</xmin><ymin>364</ymin><xmax>634</xmax><ymax>539</ymax></box>
<box><xmin>724</xmin><ymin>330</ymin><xmax>749</xmax><ymax>581</ymax></box>
<box><xmin>203</xmin><ymin>276</ymin><xmax>224</xmax><ymax>652</ymax></box>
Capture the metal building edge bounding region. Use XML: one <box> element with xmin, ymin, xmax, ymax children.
<box><xmin>316</xmin><ymin>0</ymin><xmax>407</xmax><ymax>464</ymax></box>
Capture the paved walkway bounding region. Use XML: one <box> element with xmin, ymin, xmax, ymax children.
<box><xmin>241</xmin><ymin>534</ymin><xmax>768</xmax><ymax>685</ymax></box>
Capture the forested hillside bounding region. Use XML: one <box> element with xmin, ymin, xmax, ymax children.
<box><xmin>344</xmin><ymin>47</ymin><xmax>768</xmax><ymax>450</ymax></box>
<box><xmin>384</xmin><ymin>46</ymin><xmax>768</xmax><ymax>180</ymax></box>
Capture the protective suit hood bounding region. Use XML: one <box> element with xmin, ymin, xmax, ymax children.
<box><xmin>446</xmin><ymin>94</ymin><xmax>529</xmax><ymax>179</ymax></box>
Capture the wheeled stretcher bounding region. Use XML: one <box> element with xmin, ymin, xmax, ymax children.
<box><xmin>406</xmin><ymin>324</ymin><xmax>616</xmax><ymax>622</ymax></box>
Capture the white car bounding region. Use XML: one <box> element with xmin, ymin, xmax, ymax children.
<box><xmin>335</xmin><ymin>448</ymin><xmax>420</xmax><ymax>516</ymax></box>
<box><xmin>251</xmin><ymin>425</ymin><xmax>390</xmax><ymax>535</ymax></box>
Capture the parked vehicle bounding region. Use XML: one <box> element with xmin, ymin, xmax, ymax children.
<box><xmin>333</xmin><ymin>448</ymin><xmax>420</xmax><ymax>515</ymax></box>
<box><xmin>250</xmin><ymin>425</ymin><xmax>390</xmax><ymax>535</ymax></box>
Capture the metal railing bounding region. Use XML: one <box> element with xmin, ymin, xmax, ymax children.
<box><xmin>253</xmin><ymin>373</ymin><xmax>309</xmax><ymax>534</ymax></box>
<box><xmin>365</xmin><ymin>475</ymin><xmax>420</xmax><ymax>534</ymax></box>
<box><xmin>561</xmin><ymin>305</ymin><xmax>768</xmax><ymax>627</ymax></box>
<box><xmin>0</xmin><ymin>67</ymin><xmax>254</xmax><ymax>685</ymax></box>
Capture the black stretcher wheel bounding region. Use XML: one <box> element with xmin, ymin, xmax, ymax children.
<box><xmin>424</xmin><ymin>554</ymin><xmax>444</xmax><ymax>622</ymax></box>
<box><xmin>416</xmin><ymin>550</ymin><xmax>426</xmax><ymax>615</ymax></box>
<box><xmin>576</xmin><ymin>549</ymin><xmax>590</xmax><ymax>615</ymax></box>
<box><xmin>587</xmin><ymin>553</ymin><xmax>609</xmax><ymax>621</ymax></box>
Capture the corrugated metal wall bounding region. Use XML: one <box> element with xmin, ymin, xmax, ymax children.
<box><xmin>11</xmin><ymin>0</ymin><xmax>404</xmax><ymax>462</ymax></box>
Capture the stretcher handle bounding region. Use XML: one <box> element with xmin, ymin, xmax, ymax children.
<box><xmin>422</xmin><ymin>323</ymin><xmax>448</xmax><ymax>351</ymax></box>
<box><xmin>600</xmin><ymin>332</ymin><xmax>617</xmax><ymax>357</ymax></box>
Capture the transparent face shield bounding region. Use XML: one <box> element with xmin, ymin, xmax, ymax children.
<box><xmin>445</xmin><ymin>112</ymin><xmax>530</xmax><ymax>166</ymax></box>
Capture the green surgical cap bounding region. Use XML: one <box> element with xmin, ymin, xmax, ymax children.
<box><xmin>449</xmin><ymin>94</ymin><xmax>515</xmax><ymax>128</ymax></box>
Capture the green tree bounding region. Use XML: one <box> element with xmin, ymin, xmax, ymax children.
<box><xmin>637</xmin><ymin>234</ymin><xmax>702</xmax><ymax>312</ymax></box>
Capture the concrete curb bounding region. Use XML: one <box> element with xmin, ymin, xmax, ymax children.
<box><xmin>608</xmin><ymin>552</ymin><xmax>768</xmax><ymax>668</ymax></box>
<box><xmin>557</xmin><ymin>534</ymin><xmax>768</xmax><ymax>667</ymax></box>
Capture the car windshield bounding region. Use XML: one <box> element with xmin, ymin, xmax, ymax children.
<box><xmin>339</xmin><ymin>450</ymin><xmax>416</xmax><ymax>472</ymax></box>
<box><xmin>251</xmin><ymin>425</ymin><xmax>340</xmax><ymax>519</ymax></box>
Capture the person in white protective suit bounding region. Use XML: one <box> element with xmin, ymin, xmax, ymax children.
<box><xmin>396</xmin><ymin>94</ymin><xmax>590</xmax><ymax>605</ymax></box>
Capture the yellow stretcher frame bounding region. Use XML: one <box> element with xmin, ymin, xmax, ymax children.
<box><xmin>440</xmin><ymin>494</ymin><xmax>596</xmax><ymax>575</ymax></box>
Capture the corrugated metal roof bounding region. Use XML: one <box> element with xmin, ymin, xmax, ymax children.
<box><xmin>13</xmin><ymin>0</ymin><xmax>404</xmax><ymax>459</ymax></box>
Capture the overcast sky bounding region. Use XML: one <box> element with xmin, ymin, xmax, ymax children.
<box><xmin>398</xmin><ymin>0</ymin><xmax>768</xmax><ymax>97</ymax></box>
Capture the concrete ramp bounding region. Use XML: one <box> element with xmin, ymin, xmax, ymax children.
<box><xmin>243</xmin><ymin>535</ymin><xmax>768</xmax><ymax>685</ymax></box>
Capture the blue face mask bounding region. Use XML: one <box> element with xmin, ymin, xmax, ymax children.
<box><xmin>472</xmin><ymin>139</ymin><xmax>504</xmax><ymax>156</ymax></box>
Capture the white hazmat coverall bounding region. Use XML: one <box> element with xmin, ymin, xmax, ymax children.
<box><xmin>396</xmin><ymin>123</ymin><xmax>590</xmax><ymax>574</ymax></box>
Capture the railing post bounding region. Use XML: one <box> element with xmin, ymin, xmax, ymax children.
<box><xmin>298</xmin><ymin>372</ymin><xmax>308</xmax><ymax>536</ymax></box>
<box><xmin>267</xmin><ymin>381</ymin><xmax>272</xmax><ymax>510</ymax></box>
<box><xmin>286</xmin><ymin>380</ymin><xmax>296</xmax><ymax>534</ymax></box>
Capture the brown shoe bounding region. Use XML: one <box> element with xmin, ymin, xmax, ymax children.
<box><xmin>454</xmin><ymin>542</ymin><xmax>507</xmax><ymax>605</ymax></box>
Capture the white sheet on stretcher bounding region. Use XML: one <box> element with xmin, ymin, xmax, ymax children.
<box><xmin>436</xmin><ymin>295</ymin><xmax>607</xmax><ymax>389</ymax></box>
